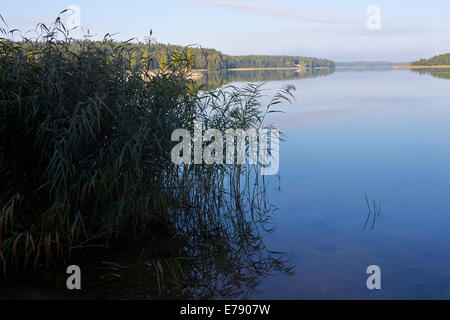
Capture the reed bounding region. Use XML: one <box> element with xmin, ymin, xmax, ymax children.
<box><xmin>0</xmin><ymin>16</ymin><xmax>294</xmax><ymax>290</ymax></box>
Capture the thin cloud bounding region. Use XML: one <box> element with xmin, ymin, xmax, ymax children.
<box><xmin>185</xmin><ymin>0</ymin><xmax>431</xmax><ymax>37</ymax></box>
<box><xmin>187</xmin><ymin>0</ymin><xmax>357</xmax><ymax>24</ymax></box>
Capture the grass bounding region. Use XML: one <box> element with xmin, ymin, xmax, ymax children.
<box><xmin>0</xmin><ymin>15</ymin><xmax>294</xmax><ymax>295</ymax></box>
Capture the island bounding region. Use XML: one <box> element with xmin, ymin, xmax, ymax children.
<box><xmin>395</xmin><ymin>53</ymin><xmax>450</xmax><ymax>68</ymax></box>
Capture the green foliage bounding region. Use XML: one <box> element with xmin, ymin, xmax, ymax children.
<box><xmin>0</xmin><ymin>18</ymin><xmax>295</xmax><ymax>283</ymax></box>
<box><xmin>125</xmin><ymin>42</ymin><xmax>335</xmax><ymax>71</ymax></box>
<box><xmin>411</xmin><ymin>53</ymin><xmax>450</xmax><ymax>66</ymax></box>
<box><xmin>0</xmin><ymin>20</ymin><xmax>198</xmax><ymax>274</ymax></box>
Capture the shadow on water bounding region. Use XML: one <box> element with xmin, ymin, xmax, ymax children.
<box><xmin>198</xmin><ymin>68</ymin><xmax>335</xmax><ymax>90</ymax></box>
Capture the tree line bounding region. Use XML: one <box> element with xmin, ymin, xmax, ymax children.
<box><xmin>15</xmin><ymin>40</ymin><xmax>335</xmax><ymax>71</ymax></box>
<box><xmin>133</xmin><ymin>42</ymin><xmax>335</xmax><ymax>70</ymax></box>
<box><xmin>411</xmin><ymin>53</ymin><xmax>450</xmax><ymax>66</ymax></box>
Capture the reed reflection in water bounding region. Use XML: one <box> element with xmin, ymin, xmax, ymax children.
<box><xmin>80</xmin><ymin>84</ymin><xmax>296</xmax><ymax>299</ymax></box>
<box><xmin>90</xmin><ymin>164</ymin><xmax>292</xmax><ymax>299</ymax></box>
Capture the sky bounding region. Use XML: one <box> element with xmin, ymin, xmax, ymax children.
<box><xmin>2</xmin><ymin>0</ymin><xmax>450</xmax><ymax>61</ymax></box>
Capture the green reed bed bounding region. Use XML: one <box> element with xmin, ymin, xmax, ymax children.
<box><xmin>0</xmin><ymin>18</ymin><xmax>293</xmax><ymax>295</ymax></box>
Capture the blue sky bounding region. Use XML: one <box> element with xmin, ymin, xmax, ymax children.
<box><xmin>2</xmin><ymin>0</ymin><xmax>450</xmax><ymax>61</ymax></box>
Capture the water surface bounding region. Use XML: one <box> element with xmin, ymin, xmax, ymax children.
<box><xmin>12</xmin><ymin>67</ymin><xmax>449</xmax><ymax>300</ymax></box>
<box><xmin>238</xmin><ymin>67</ymin><xmax>450</xmax><ymax>299</ymax></box>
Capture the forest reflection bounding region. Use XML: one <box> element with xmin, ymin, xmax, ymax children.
<box><xmin>410</xmin><ymin>68</ymin><xmax>450</xmax><ymax>80</ymax></box>
<box><xmin>198</xmin><ymin>68</ymin><xmax>335</xmax><ymax>90</ymax></box>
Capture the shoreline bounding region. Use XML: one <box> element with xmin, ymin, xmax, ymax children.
<box><xmin>222</xmin><ymin>66</ymin><xmax>332</xmax><ymax>71</ymax></box>
<box><xmin>222</xmin><ymin>67</ymin><xmax>300</xmax><ymax>71</ymax></box>
<box><xmin>184</xmin><ymin>66</ymin><xmax>335</xmax><ymax>79</ymax></box>
<box><xmin>190</xmin><ymin>66</ymin><xmax>334</xmax><ymax>72</ymax></box>
<box><xmin>146</xmin><ymin>66</ymin><xmax>336</xmax><ymax>80</ymax></box>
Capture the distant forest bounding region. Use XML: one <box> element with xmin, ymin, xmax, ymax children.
<box><xmin>15</xmin><ymin>40</ymin><xmax>335</xmax><ymax>71</ymax></box>
<box><xmin>336</xmin><ymin>61</ymin><xmax>410</xmax><ymax>67</ymax></box>
<box><xmin>411</xmin><ymin>53</ymin><xmax>450</xmax><ymax>66</ymax></box>
<box><xmin>134</xmin><ymin>42</ymin><xmax>335</xmax><ymax>70</ymax></box>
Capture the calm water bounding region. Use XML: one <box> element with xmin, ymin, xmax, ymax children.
<box><xmin>10</xmin><ymin>67</ymin><xmax>449</xmax><ymax>300</ymax></box>
<box><xmin>230</xmin><ymin>67</ymin><xmax>450</xmax><ymax>299</ymax></box>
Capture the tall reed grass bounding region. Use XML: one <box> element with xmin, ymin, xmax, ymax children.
<box><xmin>0</xmin><ymin>16</ymin><xmax>294</xmax><ymax>285</ymax></box>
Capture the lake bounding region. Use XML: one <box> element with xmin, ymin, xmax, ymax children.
<box><xmin>222</xmin><ymin>67</ymin><xmax>450</xmax><ymax>299</ymax></box>
<box><xmin>11</xmin><ymin>67</ymin><xmax>450</xmax><ymax>300</ymax></box>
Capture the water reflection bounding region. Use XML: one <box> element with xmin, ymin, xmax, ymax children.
<box><xmin>88</xmin><ymin>167</ymin><xmax>292</xmax><ymax>299</ymax></box>
<box><xmin>249</xmin><ymin>68</ymin><xmax>450</xmax><ymax>299</ymax></box>
<box><xmin>410</xmin><ymin>68</ymin><xmax>450</xmax><ymax>80</ymax></box>
<box><xmin>363</xmin><ymin>193</ymin><xmax>381</xmax><ymax>231</ymax></box>
<box><xmin>335</xmin><ymin>66</ymin><xmax>396</xmax><ymax>73</ymax></box>
<box><xmin>198</xmin><ymin>68</ymin><xmax>335</xmax><ymax>90</ymax></box>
